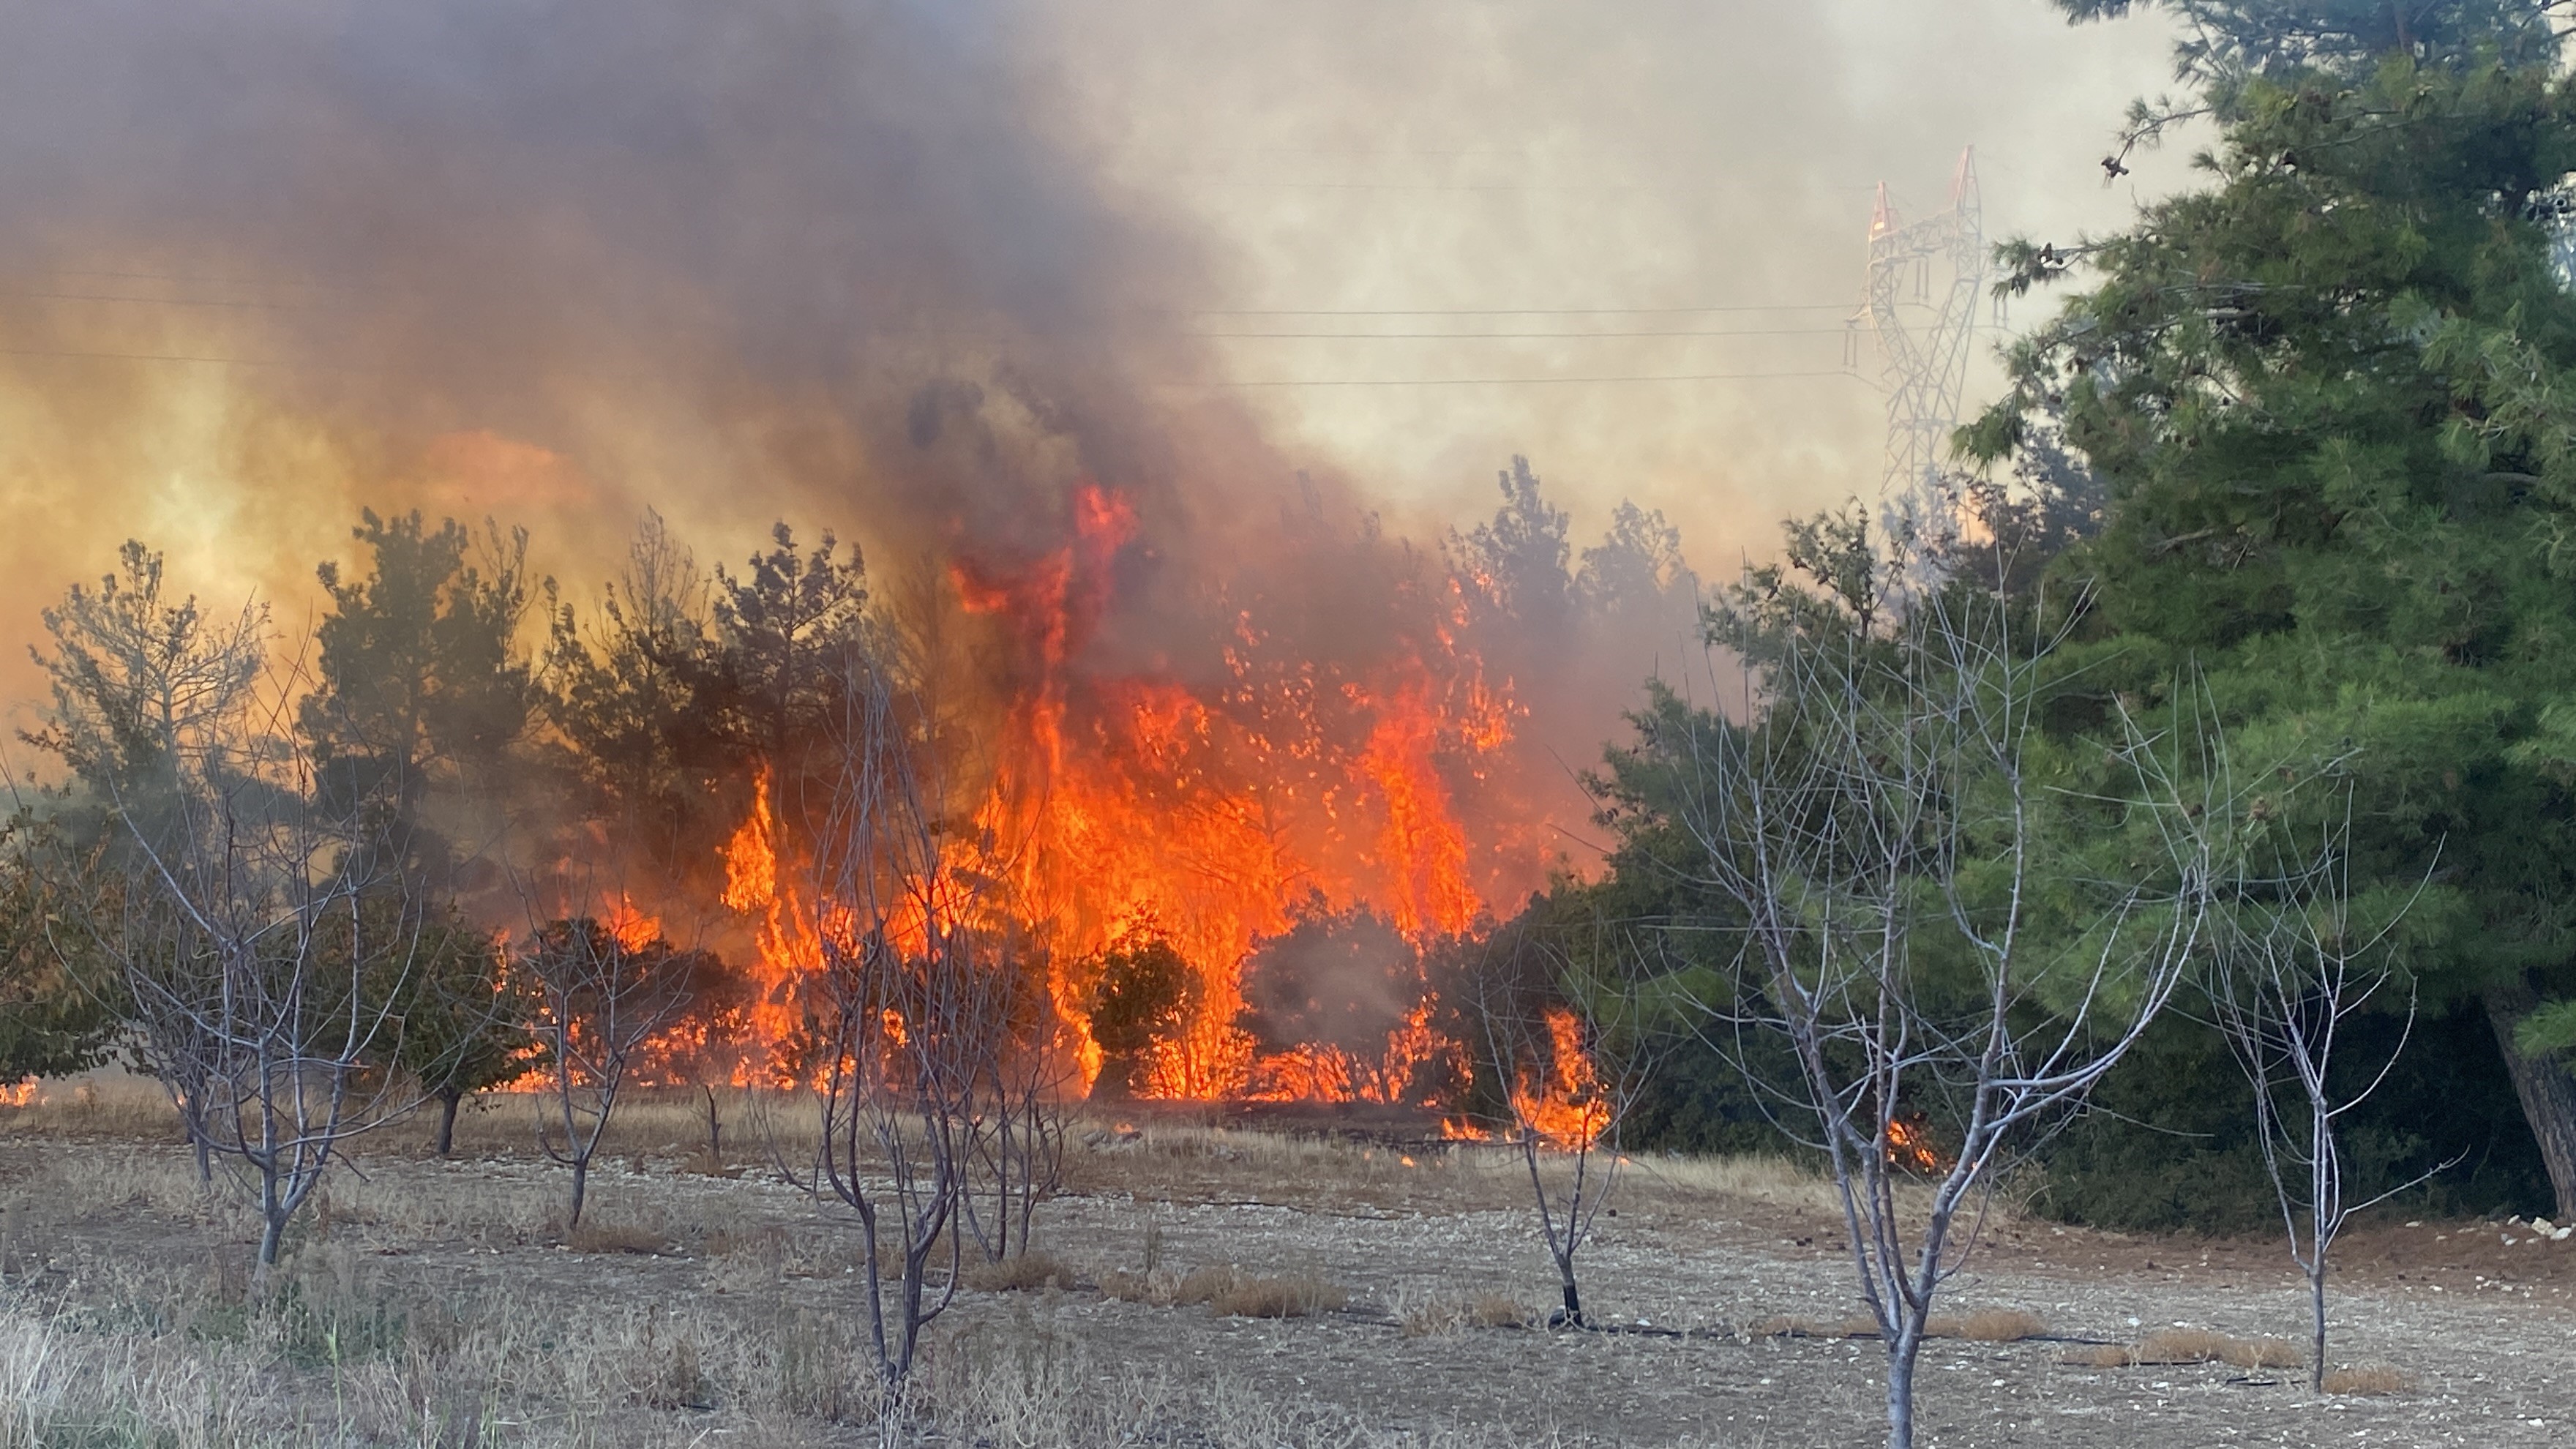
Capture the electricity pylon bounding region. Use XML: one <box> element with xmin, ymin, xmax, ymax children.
<box><xmin>1852</xmin><ymin>147</ymin><xmax>1984</xmax><ymax>499</ymax></box>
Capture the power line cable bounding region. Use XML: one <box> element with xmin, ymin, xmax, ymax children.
<box><xmin>1169</xmin><ymin>367</ymin><xmax>1864</xmax><ymax>389</ymax></box>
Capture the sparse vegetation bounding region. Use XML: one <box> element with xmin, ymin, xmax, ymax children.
<box><xmin>2069</xmin><ymin>1330</ymin><xmax>2304</xmax><ymax>1371</ymax></box>
<box><xmin>1924</xmin><ymin>1309</ymin><xmax>2049</xmax><ymax>1343</ymax></box>
<box><xmin>2323</xmin><ymin>1363</ymin><xmax>2414</xmax><ymax>1396</ymax></box>
<box><xmin>963</xmin><ymin>1249</ymin><xmax>1072</xmax><ymax>1294</ymax></box>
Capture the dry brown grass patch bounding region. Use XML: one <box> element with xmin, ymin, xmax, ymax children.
<box><xmin>2220</xmin><ymin>1337</ymin><xmax>2303</xmax><ymax>1370</ymax></box>
<box><xmin>564</xmin><ymin>1220</ymin><xmax>669</xmax><ymax>1255</ymax></box>
<box><xmin>1097</xmin><ymin>1266</ymin><xmax>1162</xmax><ymax>1303</ymax></box>
<box><xmin>1208</xmin><ymin>1271</ymin><xmax>1346</xmax><ymax>1318</ymax></box>
<box><xmin>1467</xmin><ymin>1293</ymin><xmax>1530</xmax><ymax>1329</ymax></box>
<box><xmin>1925</xmin><ymin>1308</ymin><xmax>2049</xmax><ymax>1342</ymax></box>
<box><xmin>963</xmin><ymin>1249</ymin><xmax>1071</xmax><ymax>1293</ymax></box>
<box><xmin>2131</xmin><ymin>1328</ymin><xmax>2239</xmax><ymax>1365</ymax></box>
<box><xmin>1115</xmin><ymin>1264</ymin><xmax>1347</xmax><ymax>1318</ymax></box>
<box><xmin>2323</xmin><ymin>1363</ymin><xmax>2411</xmax><ymax>1396</ymax></box>
<box><xmin>1389</xmin><ymin>1286</ymin><xmax>1529</xmax><ymax>1336</ymax></box>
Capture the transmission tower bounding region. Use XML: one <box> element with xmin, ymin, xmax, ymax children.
<box><xmin>1852</xmin><ymin>147</ymin><xmax>1984</xmax><ymax>499</ymax></box>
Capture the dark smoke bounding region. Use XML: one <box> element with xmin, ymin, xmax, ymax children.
<box><xmin>0</xmin><ymin>1</ymin><xmax>1711</xmax><ymax>918</ymax></box>
<box><xmin>0</xmin><ymin>0</ymin><xmax>1293</xmax><ymax>614</ymax></box>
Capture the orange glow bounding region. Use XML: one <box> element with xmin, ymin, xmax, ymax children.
<box><xmin>717</xmin><ymin>762</ymin><xmax>823</xmax><ymax>1084</ymax></box>
<box><xmin>940</xmin><ymin>481</ymin><xmax>1526</xmax><ymax>1101</ymax></box>
<box><xmin>599</xmin><ymin>895</ymin><xmax>664</xmax><ymax>954</ymax></box>
<box><xmin>1885</xmin><ymin>1115</ymin><xmax>1945</xmax><ymax>1174</ymax></box>
<box><xmin>1510</xmin><ymin>1004</ymin><xmax>1607</xmax><ymax>1150</ymax></box>
<box><xmin>651</xmin><ymin>479</ymin><xmax>1562</xmax><ymax>1107</ymax></box>
<box><xmin>1244</xmin><ymin>1000</ymin><xmax>1463</xmax><ymax>1105</ymax></box>
<box><xmin>0</xmin><ymin>1079</ymin><xmax>37</xmax><ymax>1109</ymax></box>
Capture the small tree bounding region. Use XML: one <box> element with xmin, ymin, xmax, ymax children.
<box><xmin>392</xmin><ymin>926</ymin><xmax>536</xmax><ymax>1156</ymax></box>
<box><xmin>2211</xmin><ymin>804</ymin><xmax>2438</xmax><ymax>1392</ymax></box>
<box><xmin>1680</xmin><ymin>583</ymin><xmax>2220</xmax><ymax>1449</ymax></box>
<box><xmin>86</xmin><ymin>648</ymin><xmax>449</xmax><ymax>1274</ymax></box>
<box><xmin>792</xmin><ymin>632</ymin><xmax>1046</xmax><ymax>1433</ymax></box>
<box><xmin>0</xmin><ymin>817</ymin><xmax>125</xmax><ymax>1086</ymax></box>
<box><xmin>1081</xmin><ymin>925</ymin><xmax>1199</xmax><ymax>1100</ymax></box>
<box><xmin>1458</xmin><ymin>923</ymin><xmax>1647</xmax><ymax>1329</ymax></box>
<box><xmin>520</xmin><ymin>916</ymin><xmax>705</xmax><ymax>1227</ymax></box>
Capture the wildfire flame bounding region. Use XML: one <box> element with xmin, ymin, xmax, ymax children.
<box><xmin>1884</xmin><ymin>1114</ymin><xmax>1945</xmax><ymax>1175</ymax></box>
<box><xmin>1512</xmin><ymin>1004</ymin><xmax>1608</xmax><ymax>1150</ymax></box>
<box><xmin>717</xmin><ymin>764</ymin><xmax>824</xmax><ymax>1082</ymax></box>
<box><xmin>683</xmin><ymin>479</ymin><xmax>1600</xmax><ymax>1122</ymax></box>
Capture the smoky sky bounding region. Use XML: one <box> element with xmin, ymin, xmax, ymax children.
<box><xmin>0</xmin><ymin>0</ymin><xmax>2187</xmax><ymax>764</ymax></box>
<box><xmin>0</xmin><ymin>0</ymin><xmax>1306</xmax><ymax>663</ymax></box>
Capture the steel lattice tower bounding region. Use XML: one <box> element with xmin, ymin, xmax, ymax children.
<box><xmin>1854</xmin><ymin>148</ymin><xmax>1984</xmax><ymax>499</ymax></box>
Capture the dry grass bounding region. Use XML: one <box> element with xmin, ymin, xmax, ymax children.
<box><xmin>1925</xmin><ymin>1308</ymin><xmax>2050</xmax><ymax>1342</ymax></box>
<box><xmin>1206</xmin><ymin>1270</ymin><xmax>1348</xmax><ymax>1318</ymax></box>
<box><xmin>1098</xmin><ymin>1263</ymin><xmax>1347</xmax><ymax>1317</ymax></box>
<box><xmin>963</xmin><ymin>1249</ymin><xmax>1072</xmax><ymax>1293</ymax></box>
<box><xmin>2067</xmin><ymin>1329</ymin><xmax>2302</xmax><ymax>1370</ymax></box>
<box><xmin>566</xmin><ymin>1220</ymin><xmax>672</xmax><ymax>1255</ymax></box>
<box><xmin>1391</xmin><ymin>1285</ymin><xmax>1532</xmax><ymax>1336</ymax></box>
<box><xmin>1467</xmin><ymin>1293</ymin><xmax>1531</xmax><ymax>1329</ymax></box>
<box><xmin>2323</xmin><ymin>1363</ymin><xmax>2412</xmax><ymax>1396</ymax></box>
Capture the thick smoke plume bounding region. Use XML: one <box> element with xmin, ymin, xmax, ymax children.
<box><xmin>0</xmin><ymin>1</ymin><xmax>1704</xmax><ymax>971</ymax></box>
<box><xmin>0</xmin><ymin>1</ymin><xmax>1308</xmax><ymax>648</ymax></box>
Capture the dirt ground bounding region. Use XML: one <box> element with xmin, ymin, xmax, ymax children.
<box><xmin>0</xmin><ymin>1091</ymin><xmax>2568</xmax><ymax>1447</ymax></box>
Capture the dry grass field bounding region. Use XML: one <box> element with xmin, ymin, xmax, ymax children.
<box><xmin>0</xmin><ymin>1077</ymin><xmax>2567</xmax><ymax>1446</ymax></box>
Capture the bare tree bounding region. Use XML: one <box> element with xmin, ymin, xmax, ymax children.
<box><xmin>790</xmin><ymin>626</ymin><xmax>1048</xmax><ymax>1432</ymax></box>
<box><xmin>955</xmin><ymin>928</ymin><xmax>1072</xmax><ymax>1265</ymax></box>
<box><xmin>518</xmin><ymin>910</ymin><xmax>703</xmax><ymax>1227</ymax></box>
<box><xmin>2210</xmin><ymin>803</ymin><xmax>2438</xmax><ymax>1393</ymax></box>
<box><xmin>74</xmin><ymin>632</ymin><xmax>449</xmax><ymax>1276</ymax></box>
<box><xmin>1459</xmin><ymin>924</ymin><xmax>1649</xmax><ymax>1329</ymax></box>
<box><xmin>24</xmin><ymin>542</ymin><xmax>269</xmax><ymax>1182</ymax></box>
<box><xmin>1679</xmin><ymin>594</ymin><xmax>2221</xmax><ymax>1449</ymax></box>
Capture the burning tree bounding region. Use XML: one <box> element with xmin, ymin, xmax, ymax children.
<box><xmin>1677</xmin><ymin>539</ymin><xmax>2225</xmax><ymax>1449</ymax></box>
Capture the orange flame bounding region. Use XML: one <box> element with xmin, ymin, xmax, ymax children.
<box><xmin>599</xmin><ymin>894</ymin><xmax>664</xmax><ymax>953</ymax></box>
<box><xmin>680</xmin><ymin>479</ymin><xmax>1558</xmax><ymax>1108</ymax></box>
<box><xmin>1513</xmin><ymin>1004</ymin><xmax>1607</xmax><ymax>1149</ymax></box>
<box><xmin>718</xmin><ymin>762</ymin><xmax>823</xmax><ymax>1083</ymax></box>
<box><xmin>1885</xmin><ymin>1114</ymin><xmax>1945</xmax><ymax>1174</ymax></box>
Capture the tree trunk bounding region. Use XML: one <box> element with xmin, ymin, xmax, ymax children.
<box><xmin>1557</xmin><ymin>1266</ymin><xmax>1582</xmax><ymax>1328</ymax></box>
<box><xmin>433</xmin><ymin>1090</ymin><xmax>461</xmax><ymax>1158</ymax></box>
<box><xmin>2484</xmin><ymin>983</ymin><xmax>2576</xmax><ymax>1219</ymax></box>
<box><xmin>567</xmin><ymin>1156</ymin><xmax>589</xmax><ymax>1229</ymax></box>
<box><xmin>2309</xmin><ymin>1261</ymin><xmax>2328</xmax><ymax>1393</ymax></box>
<box><xmin>1884</xmin><ymin>1327</ymin><xmax>1922</xmax><ymax>1449</ymax></box>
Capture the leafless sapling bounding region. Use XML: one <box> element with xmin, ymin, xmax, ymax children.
<box><xmin>2211</xmin><ymin>802</ymin><xmax>2438</xmax><ymax>1392</ymax></box>
<box><xmin>78</xmin><ymin>632</ymin><xmax>453</xmax><ymax>1275</ymax></box>
<box><xmin>518</xmin><ymin>910</ymin><xmax>704</xmax><ymax>1227</ymax></box>
<box><xmin>1460</xmin><ymin>923</ymin><xmax>1650</xmax><ymax>1329</ymax></box>
<box><xmin>794</xmin><ymin>635</ymin><xmax>1034</xmax><ymax>1429</ymax></box>
<box><xmin>1680</xmin><ymin>594</ymin><xmax>2221</xmax><ymax>1449</ymax></box>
